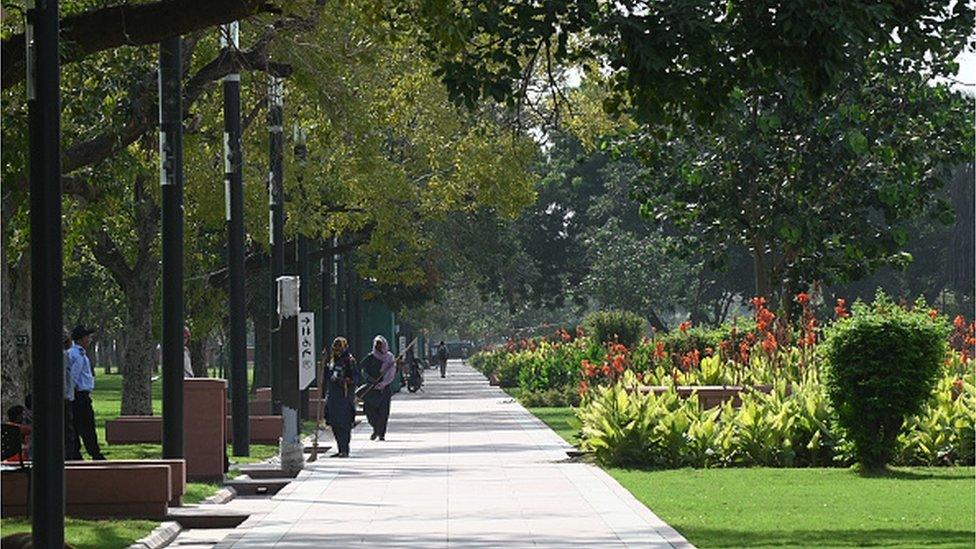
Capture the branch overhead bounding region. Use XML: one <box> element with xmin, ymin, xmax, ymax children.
<box><xmin>2</xmin><ymin>0</ymin><xmax>276</xmax><ymax>90</ymax></box>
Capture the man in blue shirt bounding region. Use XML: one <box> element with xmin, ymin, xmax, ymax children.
<box><xmin>69</xmin><ymin>325</ymin><xmax>105</xmax><ymax>460</ymax></box>
<box><xmin>63</xmin><ymin>327</ymin><xmax>78</xmax><ymax>460</ymax></box>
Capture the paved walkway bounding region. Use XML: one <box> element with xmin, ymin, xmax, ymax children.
<box><xmin>183</xmin><ymin>361</ymin><xmax>692</xmax><ymax>548</ymax></box>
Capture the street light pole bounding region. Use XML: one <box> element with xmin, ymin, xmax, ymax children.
<box><xmin>294</xmin><ymin>125</ymin><xmax>310</xmax><ymax>422</ymax></box>
<box><xmin>222</xmin><ymin>22</ymin><xmax>249</xmax><ymax>457</ymax></box>
<box><xmin>27</xmin><ymin>0</ymin><xmax>65</xmax><ymax>545</ymax></box>
<box><xmin>268</xmin><ymin>75</ymin><xmax>285</xmax><ymax>415</ymax></box>
<box><xmin>159</xmin><ymin>35</ymin><xmax>185</xmax><ymax>460</ymax></box>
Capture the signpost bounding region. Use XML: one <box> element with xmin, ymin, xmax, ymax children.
<box><xmin>298</xmin><ymin>312</ymin><xmax>316</xmax><ymax>390</ymax></box>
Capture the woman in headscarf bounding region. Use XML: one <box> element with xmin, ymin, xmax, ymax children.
<box><xmin>360</xmin><ymin>335</ymin><xmax>397</xmax><ymax>441</ymax></box>
<box><xmin>325</xmin><ymin>337</ymin><xmax>359</xmax><ymax>457</ymax></box>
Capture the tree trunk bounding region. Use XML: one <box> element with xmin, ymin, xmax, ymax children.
<box><xmin>751</xmin><ymin>240</ymin><xmax>771</xmax><ymax>301</ymax></box>
<box><xmin>89</xmin><ymin>175</ymin><xmax>159</xmax><ymax>415</ymax></box>
<box><xmin>190</xmin><ymin>338</ymin><xmax>207</xmax><ymax>378</ymax></box>
<box><xmin>120</xmin><ymin>272</ymin><xmax>155</xmax><ymax>415</ymax></box>
<box><xmin>0</xmin><ymin>251</ymin><xmax>32</xmax><ymax>411</ymax></box>
<box><xmin>250</xmin><ymin>302</ymin><xmax>270</xmax><ymax>391</ymax></box>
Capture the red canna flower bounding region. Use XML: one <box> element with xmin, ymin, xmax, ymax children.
<box><xmin>678</xmin><ymin>320</ymin><xmax>692</xmax><ymax>334</ymax></box>
<box><xmin>834</xmin><ymin>298</ymin><xmax>849</xmax><ymax>319</ymax></box>
<box><xmin>928</xmin><ymin>309</ymin><xmax>939</xmax><ymax>321</ymax></box>
<box><xmin>653</xmin><ymin>341</ymin><xmax>667</xmax><ymax>360</ymax></box>
<box><xmin>954</xmin><ymin>315</ymin><xmax>966</xmax><ymax>330</ymax></box>
<box><xmin>761</xmin><ymin>331</ymin><xmax>778</xmax><ymax>354</ymax></box>
<box><xmin>612</xmin><ymin>354</ymin><xmax>626</xmax><ymax>373</ymax></box>
<box><xmin>795</xmin><ymin>292</ymin><xmax>810</xmax><ymax>305</ymax></box>
<box><xmin>578</xmin><ymin>380</ymin><xmax>589</xmax><ymax>395</ymax></box>
<box><xmin>738</xmin><ymin>341</ymin><xmax>751</xmax><ymax>364</ymax></box>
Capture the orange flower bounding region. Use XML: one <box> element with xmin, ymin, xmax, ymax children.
<box><xmin>954</xmin><ymin>315</ymin><xmax>966</xmax><ymax>330</ymax></box>
<box><xmin>928</xmin><ymin>309</ymin><xmax>939</xmax><ymax>321</ymax></box>
<box><xmin>795</xmin><ymin>292</ymin><xmax>810</xmax><ymax>305</ymax></box>
<box><xmin>704</xmin><ymin>347</ymin><xmax>714</xmax><ymax>356</ymax></box>
<box><xmin>755</xmin><ymin>308</ymin><xmax>775</xmax><ymax>333</ymax></box>
<box><xmin>612</xmin><ymin>354</ymin><xmax>626</xmax><ymax>373</ymax></box>
<box><xmin>678</xmin><ymin>320</ymin><xmax>692</xmax><ymax>334</ymax></box>
<box><xmin>578</xmin><ymin>380</ymin><xmax>589</xmax><ymax>395</ymax></box>
<box><xmin>738</xmin><ymin>341</ymin><xmax>751</xmax><ymax>364</ymax></box>
<box><xmin>653</xmin><ymin>341</ymin><xmax>667</xmax><ymax>360</ymax></box>
<box><xmin>761</xmin><ymin>331</ymin><xmax>778</xmax><ymax>354</ymax></box>
<box><xmin>680</xmin><ymin>349</ymin><xmax>700</xmax><ymax>371</ymax></box>
<box><xmin>601</xmin><ymin>364</ymin><xmax>612</xmax><ymax>376</ymax></box>
<box><xmin>834</xmin><ymin>298</ymin><xmax>849</xmax><ymax>319</ymax></box>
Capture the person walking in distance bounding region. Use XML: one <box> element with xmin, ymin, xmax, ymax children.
<box><xmin>325</xmin><ymin>337</ymin><xmax>359</xmax><ymax>458</ymax></box>
<box><xmin>69</xmin><ymin>325</ymin><xmax>106</xmax><ymax>460</ymax></box>
<box><xmin>436</xmin><ymin>341</ymin><xmax>448</xmax><ymax>378</ymax></box>
<box><xmin>63</xmin><ymin>327</ymin><xmax>79</xmax><ymax>460</ymax></box>
<box><xmin>183</xmin><ymin>326</ymin><xmax>194</xmax><ymax>378</ymax></box>
<box><xmin>360</xmin><ymin>335</ymin><xmax>396</xmax><ymax>441</ymax></box>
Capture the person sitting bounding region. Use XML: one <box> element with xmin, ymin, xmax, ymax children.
<box><xmin>2</xmin><ymin>405</ymin><xmax>32</xmax><ymax>463</ymax></box>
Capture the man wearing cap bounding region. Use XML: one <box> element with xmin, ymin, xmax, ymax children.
<box><xmin>68</xmin><ymin>325</ymin><xmax>105</xmax><ymax>460</ymax></box>
<box><xmin>63</xmin><ymin>327</ymin><xmax>79</xmax><ymax>460</ymax></box>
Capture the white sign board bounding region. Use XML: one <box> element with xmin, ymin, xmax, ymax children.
<box><xmin>298</xmin><ymin>312</ymin><xmax>316</xmax><ymax>389</ymax></box>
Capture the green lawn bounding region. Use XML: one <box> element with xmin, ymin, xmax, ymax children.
<box><xmin>526</xmin><ymin>406</ymin><xmax>578</xmax><ymax>444</ymax></box>
<box><xmin>0</xmin><ymin>518</ymin><xmax>157</xmax><ymax>549</ymax></box>
<box><xmin>610</xmin><ymin>467</ymin><xmax>975</xmax><ymax>548</ymax></box>
<box><xmin>525</xmin><ymin>406</ymin><xmax>976</xmax><ymax>548</ymax></box>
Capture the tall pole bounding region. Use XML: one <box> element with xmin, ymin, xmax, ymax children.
<box><xmin>268</xmin><ymin>75</ymin><xmax>285</xmax><ymax>414</ymax></box>
<box><xmin>160</xmin><ymin>35</ymin><xmax>185</xmax><ymax>460</ymax></box>
<box><xmin>27</xmin><ymin>0</ymin><xmax>65</xmax><ymax>545</ymax></box>
<box><xmin>294</xmin><ymin>126</ymin><xmax>310</xmax><ymax>422</ymax></box>
<box><xmin>321</xmin><ymin>238</ymin><xmax>333</xmax><ymax>355</ymax></box>
<box><xmin>223</xmin><ymin>22</ymin><xmax>249</xmax><ymax>457</ymax></box>
<box><xmin>344</xmin><ymin>250</ymin><xmax>356</xmax><ymax>355</ymax></box>
<box><xmin>277</xmin><ymin>276</ymin><xmax>304</xmax><ymax>475</ymax></box>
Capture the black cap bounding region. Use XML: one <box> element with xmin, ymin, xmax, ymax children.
<box><xmin>71</xmin><ymin>325</ymin><xmax>96</xmax><ymax>341</ymax></box>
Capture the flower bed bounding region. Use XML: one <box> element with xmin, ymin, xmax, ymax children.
<box><xmin>470</xmin><ymin>294</ymin><xmax>975</xmax><ymax>468</ymax></box>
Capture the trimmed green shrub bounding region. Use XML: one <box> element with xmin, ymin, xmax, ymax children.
<box><xmin>519</xmin><ymin>385</ymin><xmax>581</xmax><ymax>407</ymax></box>
<box><xmin>822</xmin><ymin>293</ymin><xmax>949</xmax><ymax>471</ymax></box>
<box><xmin>583</xmin><ymin>310</ymin><xmax>647</xmax><ymax>349</ymax></box>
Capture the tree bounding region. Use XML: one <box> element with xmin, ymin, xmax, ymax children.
<box><xmin>1</xmin><ymin>2</ymin><xmax>539</xmax><ymax>411</ymax></box>
<box><xmin>631</xmin><ymin>53</ymin><xmax>974</xmax><ymax>309</ymax></box>
<box><xmin>410</xmin><ymin>0</ymin><xmax>971</xmax><ymax>125</ymax></box>
<box><xmin>0</xmin><ymin>0</ymin><xmax>275</xmax><ymax>90</ymax></box>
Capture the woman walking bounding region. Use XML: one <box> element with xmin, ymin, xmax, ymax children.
<box><xmin>360</xmin><ymin>335</ymin><xmax>396</xmax><ymax>441</ymax></box>
<box><xmin>325</xmin><ymin>337</ymin><xmax>359</xmax><ymax>458</ymax></box>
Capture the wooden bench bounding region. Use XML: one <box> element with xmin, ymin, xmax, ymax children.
<box><xmin>1</xmin><ymin>464</ymin><xmax>171</xmax><ymax>519</ymax></box>
<box><xmin>637</xmin><ymin>385</ymin><xmax>780</xmax><ymax>409</ymax></box>
<box><xmin>106</xmin><ymin>415</ymin><xmax>282</xmax><ymax>445</ymax></box>
<box><xmin>66</xmin><ymin>459</ymin><xmax>186</xmax><ymax>506</ymax></box>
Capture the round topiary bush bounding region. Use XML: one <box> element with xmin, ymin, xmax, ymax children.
<box><xmin>582</xmin><ymin>310</ymin><xmax>647</xmax><ymax>349</ymax></box>
<box><xmin>822</xmin><ymin>293</ymin><xmax>948</xmax><ymax>472</ymax></box>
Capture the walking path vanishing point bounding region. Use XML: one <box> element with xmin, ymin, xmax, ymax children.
<box><xmin>174</xmin><ymin>361</ymin><xmax>693</xmax><ymax>548</ymax></box>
